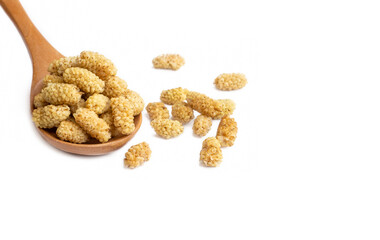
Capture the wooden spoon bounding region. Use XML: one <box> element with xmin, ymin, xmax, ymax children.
<box><xmin>0</xmin><ymin>0</ymin><xmax>142</xmax><ymax>155</ymax></box>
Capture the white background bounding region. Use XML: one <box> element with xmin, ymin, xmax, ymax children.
<box><xmin>0</xmin><ymin>0</ymin><xmax>379</xmax><ymax>239</ymax></box>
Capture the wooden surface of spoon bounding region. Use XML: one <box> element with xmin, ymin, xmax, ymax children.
<box><xmin>0</xmin><ymin>0</ymin><xmax>142</xmax><ymax>155</ymax></box>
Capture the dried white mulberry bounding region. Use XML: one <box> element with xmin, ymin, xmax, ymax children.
<box><xmin>216</xmin><ymin>115</ymin><xmax>238</xmax><ymax>147</ymax></box>
<box><xmin>200</xmin><ymin>137</ymin><xmax>223</xmax><ymax>167</ymax></box>
<box><xmin>41</xmin><ymin>83</ymin><xmax>82</xmax><ymax>106</ymax></box>
<box><xmin>110</xmin><ymin>96</ymin><xmax>135</xmax><ymax>135</ymax></box>
<box><xmin>78</xmin><ymin>51</ymin><xmax>117</xmax><ymax>80</ymax></box>
<box><xmin>171</xmin><ymin>102</ymin><xmax>194</xmax><ymax>124</ymax></box>
<box><xmin>146</xmin><ymin>102</ymin><xmax>170</xmax><ymax>120</ymax></box>
<box><xmin>160</xmin><ymin>87</ymin><xmax>188</xmax><ymax>105</ymax></box>
<box><xmin>192</xmin><ymin>115</ymin><xmax>212</xmax><ymax>137</ymax></box>
<box><xmin>73</xmin><ymin>108</ymin><xmax>111</xmax><ymax>143</ymax></box>
<box><xmin>56</xmin><ymin>120</ymin><xmax>89</xmax><ymax>143</ymax></box>
<box><xmin>214</xmin><ymin>73</ymin><xmax>247</xmax><ymax>90</ymax></box>
<box><xmin>32</xmin><ymin>105</ymin><xmax>70</xmax><ymax>129</ymax></box>
<box><xmin>152</xmin><ymin>54</ymin><xmax>185</xmax><ymax>70</ymax></box>
<box><xmin>124</xmin><ymin>142</ymin><xmax>152</xmax><ymax>169</ymax></box>
<box><xmin>63</xmin><ymin>67</ymin><xmax>105</xmax><ymax>94</ymax></box>
<box><xmin>150</xmin><ymin>118</ymin><xmax>184</xmax><ymax>139</ymax></box>
<box><xmin>86</xmin><ymin>94</ymin><xmax>110</xmax><ymax>115</ymax></box>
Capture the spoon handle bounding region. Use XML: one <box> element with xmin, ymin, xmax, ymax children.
<box><xmin>0</xmin><ymin>0</ymin><xmax>62</xmax><ymax>88</ymax></box>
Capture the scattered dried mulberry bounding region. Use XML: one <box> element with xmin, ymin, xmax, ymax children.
<box><xmin>125</xmin><ymin>89</ymin><xmax>144</xmax><ymax>116</ymax></box>
<box><xmin>33</xmin><ymin>93</ymin><xmax>48</xmax><ymax>108</ymax></box>
<box><xmin>63</xmin><ymin>67</ymin><xmax>105</xmax><ymax>94</ymax></box>
<box><xmin>214</xmin><ymin>73</ymin><xmax>247</xmax><ymax>90</ymax></box>
<box><xmin>152</xmin><ymin>54</ymin><xmax>185</xmax><ymax>70</ymax></box>
<box><xmin>145</xmin><ymin>102</ymin><xmax>170</xmax><ymax>120</ymax></box>
<box><xmin>69</xmin><ymin>98</ymin><xmax>86</xmax><ymax>114</ymax></box>
<box><xmin>73</xmin><ymin>108</ymin><xmax>111</xmax><ymax>143</ymax></box>
<box><xmin>124</xmin><ymin>142</ymin><xmax>152</xmax><ymax>169</ymax></box>
<box><xmin>56</xmin><ymin>120</ymin><xmax>89</xmax><ymax>143</ymax></box>
<box><xmin>150</xmin><ymin>118</ymin><xmax>183</xmax><ymax>139</ymax></box>
<box><xmin>160</xmin><ymin>87</ymin><xmax>188</xmax><ymax>105</ymax></box>
<box><xmin>186</xmin><ymin>91</ymin><xmax>233</xmax><ymax>119</ymax></box>
<box><xmin>41</xmin><ymin>83</ymin><xmax>82</xmax><ymax>105</ymax></box>
<box><xmin>103</xmin><ymin>76</ymin><xmax>128</xmax><ymax>98</ymax></box>
<box><xmin>193</xmin><ymin>115</ymin><xmax>212</xmax><ymax>137</ymax></box>
<box><xmin>100</xmin><ymin>111</ymin><xmax>123</xmax><ymax>137</ymax></box>
<box><xmin>217</xmin><ymin>99</ymin><xmax>236</xmax><ymax>116</ymax></box>
<box><xmin>216</xmin><ymin>115</ymin><xmax>238</xmax><ymax>147</ymax></box>
<box><xmin>78</xmin><ymin>51</ymin><xmax>117</xmax><ymax>80</ymax></box>
<box><xmin>43</xmin><ymin>74</ymin><xmax>64</xmax><ymax>86</ymax></box>
<box><xmin>171</xmin><ymin>102</ymin><xmax>194</xmax><ymax>124</ymax></box>
<box><xmin>200</xmin><ymin>137</ymin><xmax>223</xmax><ymax>167</ymax></box>
<box><xmin>48</xmin><ymin>56</ymin><xmax>79</xmax><ymax>75</ymax></box>
<box><xmin>86</xmin><ymin>94</ymin><xmax>110</xmax><ymax>114</ymax></box>
<box><xmin>32</xmin><ymin>105</ymin><xmax>70</xmax><ymax>129</ymax></box>
<box><xmin>110</xmin><ymin>96</ymin><xmax>135</xmax><ymax>135</ymax></box>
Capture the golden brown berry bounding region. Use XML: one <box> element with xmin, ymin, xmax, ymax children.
<box><xmin>33</xmin><ymin>93</ymin><xmax>48</xmax><ymax>108</ymax></box>
<box><xmin>100</xmin><ymin>111</ymin><xmax>123</xmax><ymax>137</ymax></box>
<box><xmin>200</xmin><ymin>137</ymin><xmax>223</xmax><ymax>167</ymax></box>
<box><xmin>125</xmin><ymin>89</ymin><xmax>144</xmax><ymax>116</ymax></box>
<box><xmin>110</xmin><ymin>96</ymin><xmax>135</xmax><ymax>135</ymax></box>
<box><xmin>150</xmin><ymin>118</ymin><xmax>184</xmax><ymax>139</ymax></box>
<box><xmin>85</xmin><ymin>94</ymin><xmax>110</xmax><ymax>115</ymax></box>
<box><xmin>41</xmin><ymin>83</ymin><xmax>82</xmax><ymax>105</ymax></box>
<box><xmin>43</xmin><ymin>74</ymin><xmax>64</xmax><ymax>86</ymax></box>
<box><xmin>48</xmin><ymin>56</ymin><xmax>79</xmax><ymax>76</ymax></box>
<box><xmin>192</xmin><ymin>115</ymin><xmax>212</xmax><ymax>137</ymax></box>
<box><xmin>56</xmin><ymin>120</ymin><xmax>89</xmax><ymax>143</ymax></box>
<box><xmin>214</xmin><ymin>73</ymin><xmax>247</xmax><ymax>90</ymax></box>
<box><xmin>32</xmin><ymin>105</ymin><xmax>70</xmax><ymax>129</ymax></box>
<box><xmin>160</xmin><ymin>87</ymin><xmax>188</xmax><ymax>105</ymax></box>
<box><xmin>186</xmin><ymin>91</ymin><xmax>234</xmax><ymax>119</ymax></box>
<box><xmin>216</xmin><ymin>115</ymin><xmax>238</xmax><ymax>147</ymax></box>
<box><xmin>124</xmin><ymin>142</ymin><xmax>152</xmax><ymax>169</ymax></box>
<box><xmin>63</xmin><ymin>67</ymin><xmax>105</xmax><ymax>94</ymax></box>
<box><xmin>78</xmin><ymin>51</ymin><xmax>117</xmax><ymax>80</ymax></box>
<box><xmin>103</xmin><ymin>76</ymin><xmax>128</xmax><ymax>98</ymax></box>
<box><xmin>152</xmin><ymin>54</ymin><xmax>185</xmax><ymax>70</ymax></box>
<box><xmin>145</xmin><ymin>102</ymin><xmax>170</xmax><ymax>120</ymax></box>
<box><xmin>171</xmin><ymin>102</ymin><xmax>194</xmax><ymax>124</ymax></box>
<box><xmin>73</xmin><ymin>108</ymin><xmax>111</xmax><ymax>143</ymax></box>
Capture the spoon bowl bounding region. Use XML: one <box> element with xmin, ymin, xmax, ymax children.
<box><xmin>1</xmin><ymin>0</ymin><xmax>142</xmax><ymax>155</ymax></box>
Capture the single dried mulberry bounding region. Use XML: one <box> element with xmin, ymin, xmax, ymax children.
<box><xmin>73</xmin><ymin>108</ymin><xmax>111</xmax><ymax>143</ymax></box>
<box><xmin>124</xmin><ymin>142</ymin><xmax>152</xmax><ymax>169</ymax></box>
<box><xmin>103</xmin><ymin>76</ymin><xmax>128</xmax><ymax>98</ymax></box>
<box><xmin>86</xmin><ymin>94</ymin><xmax>110</xmax><ymax>115</ymax></box>
<box><xmin>150</xmin><ymin>118</ymin><xmax>183</xmax><ymax>139</ymax></box>
<box><xmin>78</xmin><ymin>51</ymin><xmax>117</xmax><ymax>80</ymax></box>
<box><xmin>193</xmin><ymin>115</ymin><xmax>212</xmax><ymax>137</ymax></box>
<box><xmin>145</xmin><ymin>102</ymin><xmax>170</xmax><ymax>120</ymax></box>
<box><xmin>41</xmin><ymin>83</ymin><xmax>82</xmax><ymax>105</ymax></box>
<box><xmin>69</xmin><ymin>98</ymin><xmax>86</xmax><ymax>114</ymax></box>
<box><xmin>100</xmin><ymin>111</ymin><xmax>123</xmax><ymax>137</ymax></box>
<box><xmin>200</xmin><ymin>137</ymin><xmax>223</xmax><ymax>167</ymax></box>
<box><xmin>110</xmin><ymin>96</ymin><xmax>135</xmax><ymax>135</ymax></box>
<box><xmin>125</xmin><ymin>89</ymin><xmax>144</xmax><ymax>116</ymax></box>
<box><xmin>152</xmin><ymin>54</ymin><xmax>185</xmax><ymax>70</ymax></box>
<box><xmin>43</xmin><ymin>74</ymin><xmax>64</xmax><ymax>86</ymax></box>
<box><xmin>217</xmin><ymin>99</ymin><xmax>236</xmax><ymax>116</ymax></box>
<box><xmin>171</xmin><ymin>102</ymin><xmax>194</xmax><ymax>124</ymax></box>
<box><xmin>48</xmin><ymin>56</ymin><xmax>79</xmax><ymax>75</ymax></box>
<box><xmin>32</xmin><ymin>105</ymin><xmax>70</xmax><ymax>129</ymax></box>
<box><xmin>63</xmin><ymin>67</ymin><xmax>105</xmax><ymax>94</ymax></box>
<box><xmin>33</xmin><ymin>93</ymin><xmax>48</xmax><ymax>108</ymax></box>
<box><xmin>214</xmin><ymin>73</ymin><xmax>247</xmax><ymax>90</ymax></box>
<box><xmin>216</xmin><ymin>115</ymin><xmax>238</xmax><ymax>147</ymax></box>
<box><xmin>186</xmin><ymin>91</ymin><xmax>233</xmax><ymax>119</ymax></box>
<box><xmin>56</xmin><ymin>120</ymin><xmax>89</xmax><ymax>143</ymax></box>
<box><xmin>160</xmin><ymin>87</ymin><xmax>188</xmax><ymax>105</ymax></box>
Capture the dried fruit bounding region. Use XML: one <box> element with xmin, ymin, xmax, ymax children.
<box><xmin>216</xmin><ymin>115</ymin><xmax>238</xmax><ymax>147</ymax></box>
<box><xmin>160</xmin><ymin>87</ymin><xmax>188</xmax><ymax>105</ymax></box>
<box><xmin>78</xmin><ymin>51</ymin><xmax>117</xmax><ymax>80</ymax></box>
<box><xmin>171</xmin><ymin>102</ymin><xmax>194</xmax><ymax>124</ymax></box>
<box><xmin>41</xmin><ymin>83</ymin><xmax>82</xmax><ymax>106</ymax></box>
<box><xmin>192</xmin><ymin>115</ymin><xmax>212</xmax><ymax>137</ymax></box>
<box><xmin>73</xmin><ymin>108</ymin><xmax>111</xmax><ymax>143</ymax></box>
<box><xmin>200</xmin><ymin>137</ymin><xmax>223</xmax><ymax>167</ymax></box>
<box><xmin>124</xmin><ymin>142</ymin><xmax>152</xmax><ymax>169</ymax></box>
<box><xmin>86</xmin><ymin>94</ymin><xmax>110</xmax><ymax>115</ymax></box>
<box><xmin>145</xmin><ymin>102</ymin><xmax>170</xmax><ymax>120</ymax></box>
<box><xmin>152</xmin><ymin>54</ymin><xmax>185</xmax><ymax>70</ymax></box>
<box><xmin>32</xmin><ymin>105</ymin><xmax>70</xmax><ymax>129</ymax></box>
<box><xmin>150</xmin><ymin>118</ymin><xmax>183</xmax><ymax>139</ymax></box>
<box><xmin>110</xmin><ymin>96</ymin><xmax>135</xmax><ymax>135</ymax></box>
<box><xmin>63</xmin><ymin>67</ymin><xmax>105</xmax><ymax>94</ymax></box>
<box><xmin>56</xmin><ymin>120</ymin><xmax>89</xmax><ymax>143</ymax></box>
<box><xmin>214</xmin><ymin>73</ymin><xmax>247</xmax><ymax>90</ymax></box>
